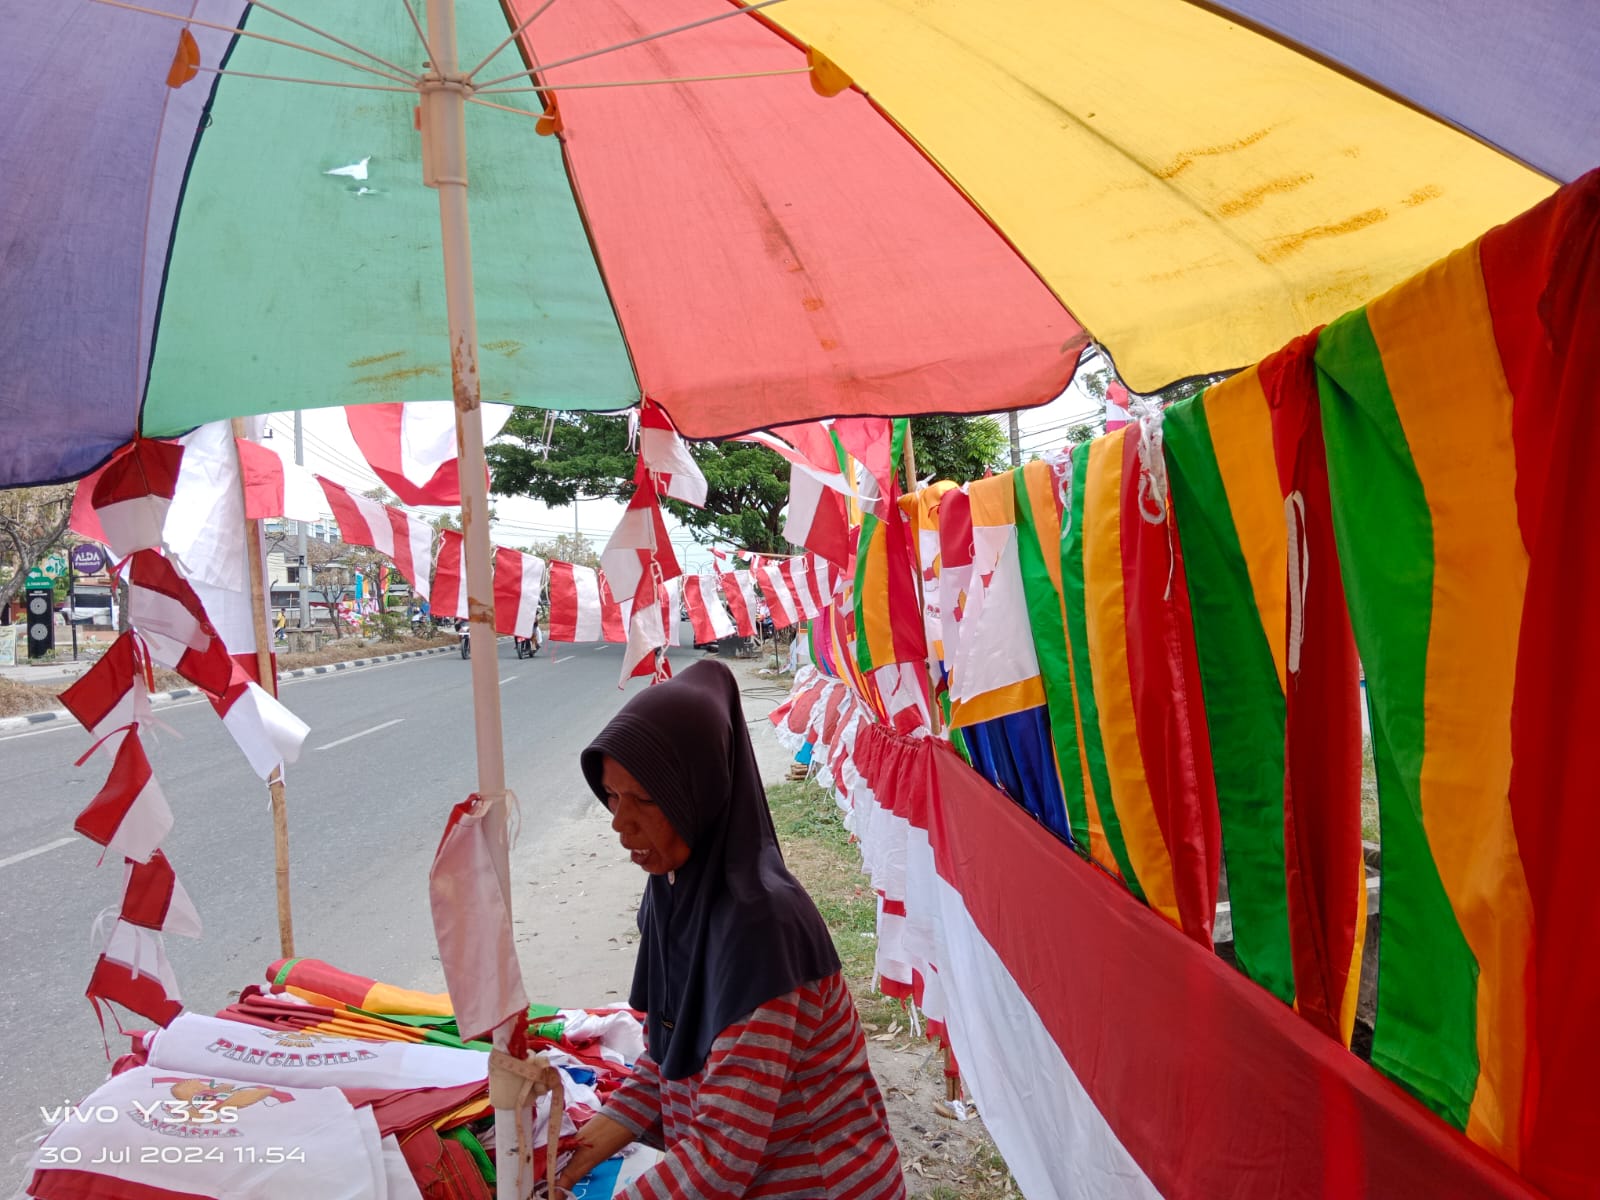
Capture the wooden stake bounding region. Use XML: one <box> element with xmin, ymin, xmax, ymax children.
<box><xmin>230</xmin><ymin>418</ymin><xmax>295</xmax><ymax>958</ymax></box>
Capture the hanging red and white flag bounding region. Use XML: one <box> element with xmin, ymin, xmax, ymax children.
<box><xmin>431</xmin><ymin>530</ymin><xmax>467</xmax><ymax>620</ymax></box>
<box><xmin>597</xmin><ymin>571</ymin><xmax>628</xmax><ymax>643</ymax></box>
<box><xmin>1104</xmin><ymin>379</ymin><xmax>1133</xmax><ymax>434</ymax></box>
<box><xmin>429</xmin><ymin>794</ymin><xmax>530</xmax><ymax>1044</ymax></box>
<box><xmin>59</xmin><ymin>632</ymin><xmax>153</xmax><ymax>740</ymax></box>
<box><xmin>781</xmin><ymin>557</ymin><xmax>824</xmax><ymax>620</ymax></box>
<box><xmin>318</xmin><ymin>476</ymin><xmax>434</xmax><ymax>602</ymax></box>
<box><xmin>636</xmin><ymin>402</ymin><xmax>708</xmax><ymax>508</ymax></box>
<box><xmin>718</xmin><ymin>569</ymin><xmax>759</xmax><ymax>638</ymax></box>
<box><xmin>86</xmin><ymin>919</ymin><xmax>183</xmax><ymax>1028</ymax></box>
<box><xmin>619</xmin><ymin>574</ymin><xmax>669</xmax><ymax>685</ymax></box>
<box><xmin>785</xmin><ymin>463</ymin><xmax>853</xmax><ymax>567</ymax></box>
<box><xmin>346</xmin><ymin>401</ymin><xmax>513</xmax><ymax>507</ymax></box>
<box><xmin>75</xmin><ymin>729</ymin><xmax>172</xmax><ymax>864</ymax></box>
<box><xmin>600</xmin><ymin>488</ymin><xmax>681</xmax><ymax>608</ymax></box>
<box><xmin>683</xmin><ymin>575</ymin><xmax>735</xmax><ymax>644</ymax></box>
<box><xmin>89</xmin><ymin>439</ymin><xmax>185</xmax><ymax>559</ymax></box>
<box><xmin>548</xmin><ymin>561</ymin><xmax>602</xmax><ymax>642</ymax></box>
<box><xmin>832</xmin><ymin>417</ymin><xmax>898</xmax><ymax>519</ymax></box>
<box><xmin>492</xmin><ymin>547</ymin><xmax>546</xmax><ymax>640</ymax></box>
<box><xmin>236</xmin><ymin>437</ymin><xmax>324</xmax><ymax>522</ymax></box>
<box><xmin>211</xmin><ymin>663</ymin><xmax>310</xmax><ymax>781</ymax></box>
<box><xmin>757</xmin><ymin>561</ymin><xmax>798</xmax><ymax>630</ymax></box>
<box><xmin>124</xmin><ymin>550</ymin><xmax>233</xmax><ymax>698</ymax></box>
<box><xmin>119</xmin><ymin>850</ymin><xmax>203</xmax><ymax>938</ymax></box>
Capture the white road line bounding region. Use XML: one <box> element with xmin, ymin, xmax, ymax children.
<box><xmin>314</xmin><ymin>718</ymin><xmax>404</xmax><ymax>752</ymax></box>
<box><xmin>499</xmin><ymin>675</ymin><xmax>518</xmax><ymax>686</ymax></box>
<box><xmin>0</xmin><ymin>837</ymin><xmax>77</xmax><ymax>870</ymax></box>
<box><xmin>592</xmin><ymin>644</ymin><xmax>608</xmax><ymax>651</ymax></box>
<box><xmin>551</xmin><ymin>656</ymin><xmax>569</xmax><ymax>664</ymax></box>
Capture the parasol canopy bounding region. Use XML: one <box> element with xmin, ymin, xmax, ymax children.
<box><xmin>5</xmin><ymin>1</ymin><xmax>1592</xmax><ymax>489</ymax></box>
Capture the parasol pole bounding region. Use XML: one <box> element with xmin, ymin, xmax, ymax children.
<box><xmin>229</xmin><ymin>417</ymin><xmax>296</xmax><ymax>958</ymax></box>
<box><xmin>418</xmin><ymin>6</ymin><xmax>527</xmax><ymax>1199</ymax></box>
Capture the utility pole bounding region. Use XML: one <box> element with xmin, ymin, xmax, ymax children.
<box><xmin>294</xmin><ymin>410</ymin><xmax>310</xmax><ymax>629</ymax></box>
<box><xmin>1008</xmin><ymin>410</ymin><xmax>1022</xmax><ymax>468</ymax></box>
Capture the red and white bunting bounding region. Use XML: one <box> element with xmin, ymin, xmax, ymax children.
<box><xmin>548</xmin><ymin>561</ymin><xmax>602</xmax><ymax>642</ymax></box>
<box><xmin>119</xmin><ymin>850</ymin><xmax>203</xmax><ymax>938</ymax></box>
<box><xmin>683</xmin><ymin>575</ymin><xmax>735</xmax><ymax>643</ymax></box>
<box><xmin>637</xmin><ymin>402</ymin><xmax>708</xmax><ymax>508</ymax></box>
<box><xmin>718</xmin><ymin>569</ymin><xmax>759</xmax><ymax>638</ymax></box>
<box><xmin>346</xmin><ymin>402</ymin><xmax>511</xmax><ymax>507</ymax></box>
<box><xmin>59</xmin><ymin>632</ymin><xmax>153</xmax><ymax>741</ymax></box>
<box><xmin>431</xmin><ymin>530</ymin><xmax>467</xmax><ymax>620</ymax></box>
<box><xmin>620</xmin><ymin>574</ymin><xmax>670</xmax><ymax>685</ymax></box>
<box><xmin>236</xmin><ymin>437</ymin><xmax>324</xmax><ymax>522</ymax></box>
<box><xmin>318</xmin><ymin>476</ymin><xmax>434</xmax><ymax>602</ymax></box>
<box><xmin>600</xmin><ymin>487</ymin><xmax>681</xmax><ymax>608</ymax></box>
<box><xmin>780</xmin><ymin>557</ymin><xmax>824</xmax><ymax>621</ymax></box>
<box><xmin>211</xmin><ymin>663</ymin><xmax>310</xmax><ymax>781</ymax></box>
<box><xmin>89</xmin><ymin>439</ymin><xmax>185</xmax><ymax>559</ymax></box>
<box><xmin>125</xmin><ymin>550</ymin><xmax>232</xmax><ymax>699</ymax></box>
<box><xmin>597</xmin><ymin>572</ymin><xmax>627</xmax><ymax>644</ymax></box>
<box><xmin>756</xmin><ymin>561</ymin><xmax>798</xmax><ymax>630</ymax></box>
<box><xmin>86</xmin><ymin>919</ymin><xmax>183</xmax><ymax>1028</ymax></box>
<box><xmin>492</xmin><ymin>547</ymin><xmax>546</xmax><ymax>640</ymax></box>
<box><xmin>75</xmin><ymin>729</ymin><xmax>172</xmax><ymax>865</ymax></box>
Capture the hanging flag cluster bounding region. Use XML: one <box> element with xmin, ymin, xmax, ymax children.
<box><xmin>766</xmin><ymin>170</ymin><xmax>1600</xmax><ymax>1197</ymax></box>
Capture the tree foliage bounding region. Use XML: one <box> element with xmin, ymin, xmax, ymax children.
<box><xmin>489</xmin><ymin>411</ymin><xmax>1014</xmax><ymax>555</ymax></box>
<box><xmin>522</xmin><ymin>533</ymin><xmax>600</xmax><ymax>570</ymax></box>
<box><xmin>0</xmin><ymin>484</ymin><xmax>76</xmax><ymax>615</ymax></box>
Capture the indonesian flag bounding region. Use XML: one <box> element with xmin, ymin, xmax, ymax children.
<box><xmin>59</xmin><ymin>632</ymin><xmax>153</xmax><ymax>740</ymax></box>
<box><xmin>429</xmin><ymin>794</ymin><xmax>529</xmax><ymax>1044</ymax></box>
<box><xmin>548</xmin><ymin>561</ymin><xmax>603</xmax><ymax>642</ymax></box>
<box><xmin>211</xmin><ymin>662</ymin><xmax>310</xmax><ymax>781</ymax></box>
<box><xmin>718</xmin><ymin>569</ymin><xmax>759</xmax><ymax>638</ymax></box>
<box><xmin>89</xmin><ymin>438</ymin><xmax>185</xmax><ymax>559</ymax></box>
<box><xmin>683</xmin><ymin>575</ymin><xmax>735</xmax><ymax>643</ymax></box>
<box><xmin>236</xmin><ymin>437</ymin><xmax>324</xmax><ymax>522</ymax></box>
<box><xmin>120</xmin><ymin>850</ymin><xmax>203</xmax><ymax>938</ymax></box>
<box><xmin>431</xmin><ymin>530</ymin><xmax>467</xmax><ymax>620</ymax></box>
<box><xmin>600</xmin><ymin>488</ymin><xmax>681</xmax><ymax>610</ymax></box>
<box><xmin>75</xmin><ymin>729</ymin><xmax>172</xmax><ymax>864</ymax></box>
<box><xmin>785</xmin><ymin>462</ymin><xmax>853</xmax><ymax>568</ymax></box>
<box><xmin>597</xmin><ymin>572</ymin><xmax>627</xmax><ymax>643</ymax></box>
<box><xmin>125</xmin><ymin>550</ymin><xmax>233</xmax><ymax>699</ymax></box>
<box><xmin>346</xmin><ymin>401</ymin><xmax>513</xmax><ymax>506</ymax></box>
<box><xmin>780</xmin><ymin>557</ymin><xmax>824</xmax><ymax>620</ymax></box>
<box><xmin>756</xmin><ymin>561</ymin><xmax>798</xmax><ymax>630</ymax></box>
<box><xmin>318</xmin><ymin>476</ymin><xmax>434</xmax><ymax>602</ymax></box>
<box><xmin>1104</xmin><ymin>379</ymin><xmax>1133</xmax><ymax>434</ymax></box>
<box><xmin>620</xmin><ymin>574</ymin><xmax>670</xmax><ymax>685</ymax></box>
<box><xmin>637</xmin><ymin>401</ymin><xmax>708</xmax><ymax>508</ymax></box>
<box><xmin>493</xmin><ymin>547</ymin><xmax>546</xmax><ymax>639</ymax></box>
<box><xmin>86</xmin><ymin>919</ymin><xmax>183</xmax><ymax>1028</ymax></box>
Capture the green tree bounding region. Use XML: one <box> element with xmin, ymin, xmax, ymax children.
<box><xmin>0</xmin><ymin>484</ymin><xmax>76</xmax><ymax>616</ymax></box>
<box><xmin>906</xmin><ymin>415</ymin><xmax>1008</xmax><ymax>483</ymax></box>
<box><xmin>523</xmin><ymin>532</ymin><xmax>600</xmax><ymax>570</ymax></box>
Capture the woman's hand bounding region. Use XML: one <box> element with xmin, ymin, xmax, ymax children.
<box><xmin>554</xmin><ymin>1113</ymin><xmax>636</xmax><ymax>1193</ymax></box>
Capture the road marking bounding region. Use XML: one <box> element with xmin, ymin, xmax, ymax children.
<box><xmin>592</xmin><ymin>644</ymin><xmax>608</xmax><ymax>652</ymax></box>
<box><xmin>0</xmin><ymin>837</ymin><xmax>77</xmax><ymax>870</ymax></box>
<box><xmin>551</xmin><ymin>656</ymin><xmax>569</xmax><ymax>664</ymax></box>
<box><xmin>499</xmin><ymin>675</ymin><xmax>518</xmax><ymax>686</ymax></box>
<box><xmin>314</xmin><ymin>718</ymin><xmax>404</xmax><ymax>751</ymax></box>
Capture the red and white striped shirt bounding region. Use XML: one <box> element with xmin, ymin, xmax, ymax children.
<box><xmin>601</xmin><ymin>972</ymin><xmax>906</xmax><ymax>1199</ymax></box>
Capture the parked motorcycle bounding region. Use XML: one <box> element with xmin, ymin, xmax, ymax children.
<box><xmin>457</xmin><ymin>619</ymin><xmax>470</xmax><ymax>660</ymax></box>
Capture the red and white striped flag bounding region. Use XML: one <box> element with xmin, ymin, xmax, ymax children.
<box><xmin>780</xmin><ymin>557</ymin><xmax>823</xmax><ymax>620</ymax></box>
<box><xmin>683</xmin><ymin>575</ymin><xmax>735</xmax><ymax>643</ymax></box>
<box><xmin>211</xmin><ymin>663</ymin><xmax>310</xmax><ymax>781</ymax></box>
<box><xmin>120</xmin><ymin>850</ymin><xmax>203</xmax><ymax>938</ymax></box>
<box><xmin>597</xmin><ymin>572</ymin><xmax>627</xmax><ymax>643</ymax></box>
<box><xmin>784</xmin><ymin>463</ymin><xmax>853</xmax><ymax>568</ymax></box>
<box><xmin>637</xmin><ymin>402</ymin><xmax>708</xmax><ymax>508</ymax></box>
<box><xmin>236</xmin><ymin>437</ymin><xmax>324</xmax><ymax>522</ymax></box>
<box><xmin>620</xmin><ymin>574</ymin><xmax>670</xmax><ymax>685</ymax></box>
<box><xmin>431</xmin><ymin>530</ymin><xmax>467</xmax><ymax>620</ymax></box>
<box><xmin>90</xmin><ymin>439</ymin><xmax>185</xmax><ymax>559</ymax></box>
<box><xmin>548</xmin><ymin>561</ymin><xmax>602</xmax><ymax>642</ymax></box>
<box><xmin>87</xmin><ymin>919</ymin><xmax>183</xmax><ymax>1028</ymax></box>
<box><xmin>492</xmin><ymin>547</ymin><xmax>546</xmax><ymax>640</ymax></box>
<box><xmin>125</xmin><ymin>550</ymin><xmax>233</xmax><ymax>699</ymax></box>
<box><xmin>346</xmin><ymin>402</ymin><xmax>512</xmax><ymax>507</ymax></box>
<box><xmin>757</xmin><ymin>561</ymin><xmax>798</xmax><ymax>630</ymax></box>
<box><xmin>601</xmin><ymin>488</ymin><xmax>681</xmax><ymax>609</ymax></box>
<box><xmin>1104</xmin><ymin>378</ymin><xmax>1133</xmax><ymax>434</ymax></box>
<box><xmin>318</xmin><ymin>477</ymin><xmax>434</xmax><ymax>602</ymax></box>
<box><xmin>75</xmin><ymin>729</ymin><xmax>172</xmax><ymax>864</ymax></box>
<box><xmin>718</xmin><ymin>569</ymin><xmax>759</xmax><ymax>638</ymax></box>
<box><xmin>59</xmin><ymin>632</ymin><xmax>153</xmax><ymax>740</ymax></box>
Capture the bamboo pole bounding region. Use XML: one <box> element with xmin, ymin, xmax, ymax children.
<box><xmin>229</xmin><ymin>417</ymin><xmax>295</xmax><ymax>958</ymax></box>
<box><xmin>419</xmin><ymin>7</ymin><xmax>526</xmax><ymax>1198</ymax></box>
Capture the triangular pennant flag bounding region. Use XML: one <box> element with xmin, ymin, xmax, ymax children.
<box><xmin>120</xmin><ymin>850</ymin><xmax>203</xmax><ymax>938</ymax></box>
<box><xmin>346</xmin><ymin>402</ymin><xmax>512</xmax><ymax>506</ymax></box>
<box><xmin>87</xmin><ymin>920</ymin><xmax>183</xmax><ymax>1028</ymax></box>
<box><xmin>124</xmin><ymin>549</ymin><xmax>233</xmax><ymax>698</ymax></box>
<box><xmin>211</xmin><ymin>663</ymin><xmax>310</xmax><ymax>781</ymax></box>
<box><xmin>59</xmin><ymin>632</ymin><xmax>153</xmax><ymax>740</ymax></box>
<box><xmin>637</xmin><ymin>402</ymin><xmax>708</xmax><ymax>508</ymax></box>
<box><xmin>75</xmin><ymin>729</ymin><xmax>173</xmax><ymax>864</ymax></box>
<box><xmin>90</xmin><ymin>439</ymin><xmax>185</xmax><ymax>558</ymax></box>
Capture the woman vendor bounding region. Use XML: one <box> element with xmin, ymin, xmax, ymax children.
<box><xmin>557</xmin><ymin>660</ymin><xmax>907</xmax><ymax>1199</ymax></box>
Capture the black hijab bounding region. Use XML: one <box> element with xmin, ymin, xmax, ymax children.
<box><xmin>580</xmin><ymin>659</ymin><xmax>840</xmax><ymax>1080</ymax></box>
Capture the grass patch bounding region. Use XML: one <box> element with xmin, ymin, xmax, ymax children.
<box><xmin>0</xmin><ymin>676</ymin><xmax>64</xmax><ymax>719</ymax></box>
<box><xmin>1360</xmin><ymin>734</ymin><xmax>1380</xmax><ymax>844</ymax></box>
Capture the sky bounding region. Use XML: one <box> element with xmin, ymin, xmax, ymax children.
<box><xmin>266</xmin><ymin>362</ymin><xmax>1107</xmax><ymax>575</ymax></box>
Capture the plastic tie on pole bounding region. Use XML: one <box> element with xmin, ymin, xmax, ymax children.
<box><xmin>807</xmin><ymin>47</ymin><xmax>851</xmax><ymax>97</ymax></box>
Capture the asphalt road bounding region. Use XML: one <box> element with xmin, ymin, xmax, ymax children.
<box><xmin>0</xmin><ymin>637</ymin><xmax>656</xmax><ymax>1167</ymax></box>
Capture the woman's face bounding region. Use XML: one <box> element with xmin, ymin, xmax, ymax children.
<box><xmin>602</xmin><ymin>757</ymin><xmax>690</xmax><ymax>876</ymax></box>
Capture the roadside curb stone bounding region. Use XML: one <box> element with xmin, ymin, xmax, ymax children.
<box><xmin>0</xmin><ymin>645</ymin><xmax>456</xmax><ymax>734</ymax></box>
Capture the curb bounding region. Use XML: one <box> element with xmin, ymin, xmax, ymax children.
<box><xmin>0</xmin><ymin>645</ymin><xmax>457</xmax><ymax>735</ymax></box>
